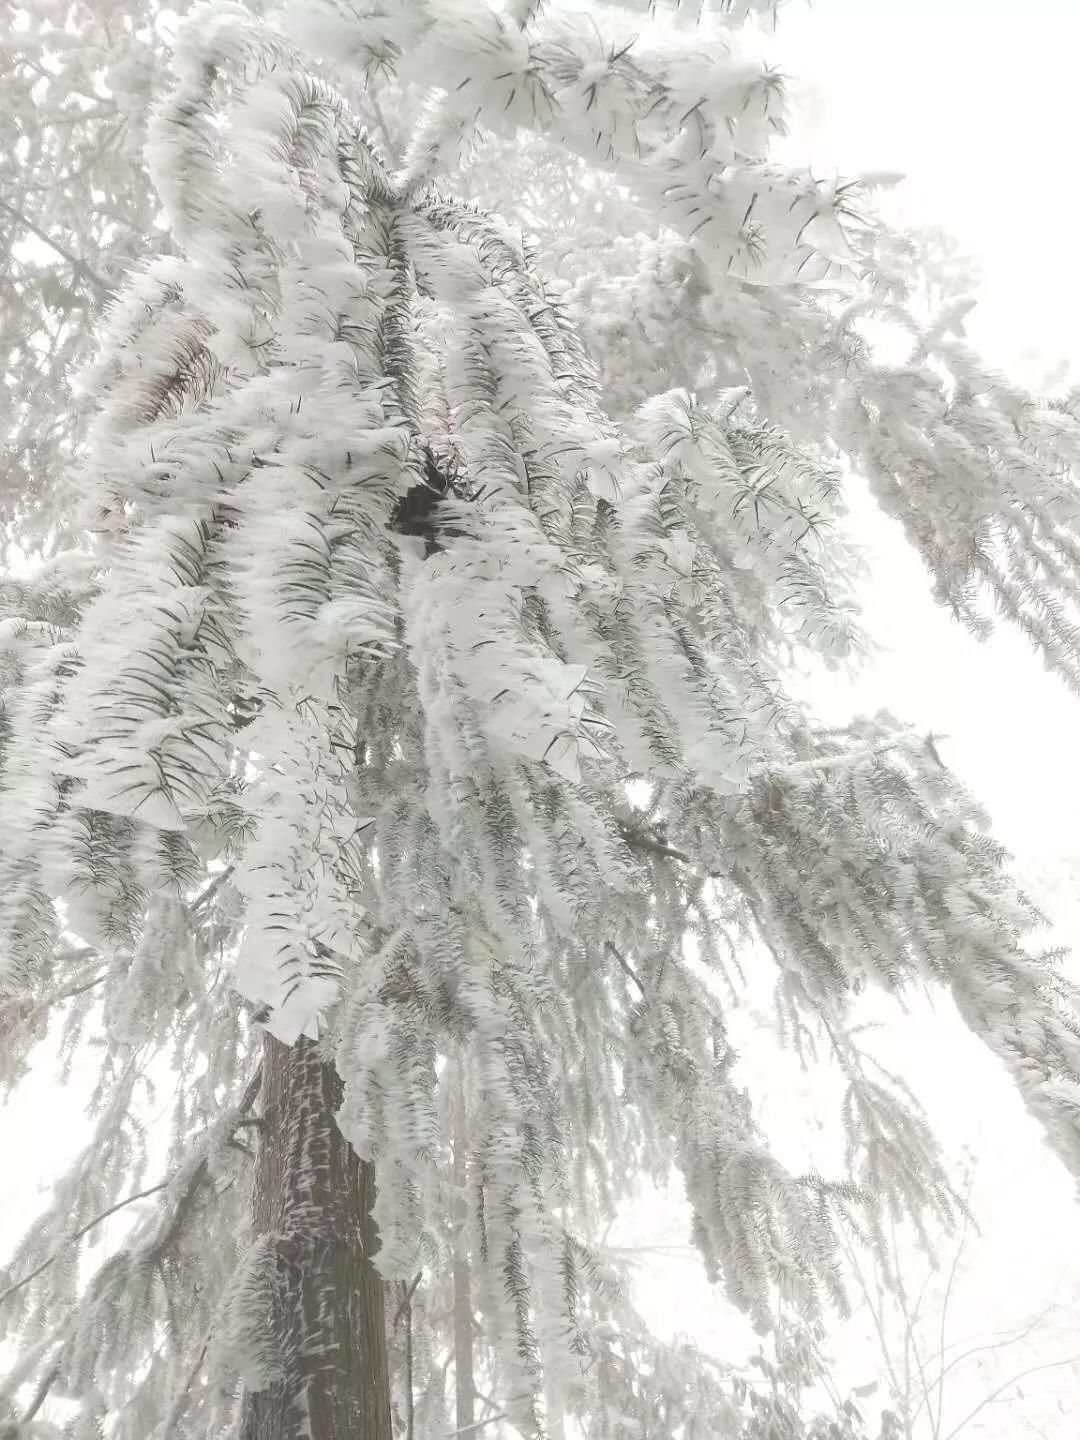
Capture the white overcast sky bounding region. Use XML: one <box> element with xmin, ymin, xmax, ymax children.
<box><xmin>773</xmin><ymin>0</ymin><xmax>1080</xmax><ymax>394</ymax></box>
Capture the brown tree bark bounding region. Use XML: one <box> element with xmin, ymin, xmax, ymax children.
<box><xmin>240</xmin><ymin>1032</ymin><xmax>392</xmax><ymax>1440</ymax></box>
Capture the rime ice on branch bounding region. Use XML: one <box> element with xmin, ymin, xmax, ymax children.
<box><xmin>1</xmin><ymin>2</ymin><xmax>1080</xmax><ymax>1437</ymax></box>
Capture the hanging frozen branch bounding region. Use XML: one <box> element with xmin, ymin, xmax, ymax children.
<box><xmin>0</xmin><ymin>1181</ymin><xmax>170</xmax><ymax>1311</ymax></box>
<box><xmin>604</xmin><ymin>940</ymin><xmax>646</xmax><ymax>996</ymax></box>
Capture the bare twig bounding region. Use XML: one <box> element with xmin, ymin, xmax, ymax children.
<box><xmin>912</xmin><ymin>1309</ymin><xmax>1054</xmax><ymax>1431</ymax></box>
<box><xmin>941</xmin><ymin>1353</ymin><xmax>1080</xmax><ymax>1440</ymax></box>
<box><xmin>889</xmin><ymin>1210</ymin><xmax>937</xmax><ymax>1439</ymax></box>
<box><xmin>930</xmin><ymin>1202</ymin><xmax>971</xmax><ymax>1438</ymax></box>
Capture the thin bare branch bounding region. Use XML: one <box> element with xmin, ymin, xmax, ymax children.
<box><xmin>942</xmin><ymin>1353</ymin><xmax>1080</xmax><ymax>1440</ymax></box>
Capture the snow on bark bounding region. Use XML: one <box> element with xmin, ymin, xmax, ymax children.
<box><xmin>240</xmin><ymin>1034</ymin><xmax>391</xmax><ymax>1440</ymax></box>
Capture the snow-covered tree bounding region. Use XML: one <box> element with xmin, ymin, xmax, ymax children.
<box><xmin>4</xmin><ymin>1</ymin><xmax>1080</xmax><ymax>1437</ymax></box>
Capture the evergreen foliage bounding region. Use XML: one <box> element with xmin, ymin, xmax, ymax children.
<box><xmin>2</xmin><ymin>1</ymin><xmax>1080</xmax><ymax>1436</ymax></box>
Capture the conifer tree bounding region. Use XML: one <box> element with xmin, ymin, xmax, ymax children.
<box><xmin>4</xmin><ymin>2</ymin><xmax>1080</xmax><ymax>1438</ymax></box>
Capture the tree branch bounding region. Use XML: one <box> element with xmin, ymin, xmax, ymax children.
<box><xmin>392</xmin><ymin>1271</ymin><xmax>423</xmax><ymax>1328</ymax></box>
<box><xmin>766</xmin><ymin>741</ymin><xmax>899</xmax><ymax>782</ymax></box>
<box><xmin>21</xmin><ymin>1360</ymin><xmax>60</xmax><ymax>1424</ymax></box>
<box><xmin>362</xmin><ymin>81</ymin><xmax>401</xmax><ymax>167</ymax></box>
<box><xmin>941</xmin><ymin>1352</ymin><xmax>1080</xmax><ymax>1440</ymax></box>
<box><xmin>912</xmin><ymin>1308</ymin><xmax>1054</xmax><ymax>1430</ymax></box>
<box><xmin>191</xmin><ymin>864</ymin><xmax>236</xmax><ymax>911</ymax></box>
<box><xmin>0</xmin><ymin>964</ymin><xmax>112</xmax><ymax>1035</ymax></box>
<box><xmin>158</xmin><ymin>1324</ymin><xmax>214</xmax><ymax>1440</ymax></box>
<box><xmin>0</xmin><ymin>1065</ymin><xmax>263</xmax><ymax>1312</ymax></box>
<box><xmin>452</xmin><ymin>1414</ymin><xmax>510</xmax><ymax>1436</ymax></box>
<box><xmin>618</xmin><ymin>829</ymin><xmax>692</xmax><ymax>866</ymax></box>
<box><xmin>0</xmin><ymin>1181</ymin><xmax>170</xmax><ymax>1310</ymax></box>
<box><xmin>604</xmin><ymin>940</ymin><xmax>645</xmax><ymax>995</ymax></box>
<box><xmin>0</xmin><ymin>196</ymin><xmax>109</xmax><ymax>295</ymax></box>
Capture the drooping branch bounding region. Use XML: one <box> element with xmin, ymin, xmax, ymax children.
<box><xmin>20</xmin><ymin>1360</ymin><xmax>60</xmax><ymax>1424</ymax></box>
<box><xmin>603</xmin><ymin>940</ymin><xmax>646</xmax><ymax>996</ymax></box>
<box><xmin>0</xmin><ymin>963</ymin><xmax>113</xmax><ymax>1041</ymax></box>
<box><xmin>191</xmin><ymin>864</ymin><xmax>237</xmax><ymax>911</ymax></box>
<box><xmin>616</xmin><ymin>823</ymin><xmax>699</xmax><ymax>870</ymax></box>
<box><xmin>0</xmin><ymin>1181</ymin><xmax>170</xmax><ymax>1310</ymax></box>
<box><xmin>0</xmin><ymin>1065</ymin><xmax>263</xmax><ymax>1312</ymax></box>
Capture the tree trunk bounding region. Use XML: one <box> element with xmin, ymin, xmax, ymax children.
<box><xmin>451</xmin><ymin>1058</ymin><xmax>477</xmax><ymax>1436</ymax></box>
<box><xmin>241</xmin><ymin>1032</ymin><xmax>392</xmax><ymax>1440</ymax></box>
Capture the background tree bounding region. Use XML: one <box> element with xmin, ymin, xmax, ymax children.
<box><xmin>3</xmin><ymin>2</ymin><xmax>1080</xmax><ymax>1438</ymax></box>
<box><xmin>832</xmin><ymin>1164</ymin><xmax>1080</xmax><ymax>1440</ymax></box>
<box><xmin>1</xmin><ymin>0</ymin><xmax>177</xmax><ymax>543</ymax></box>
